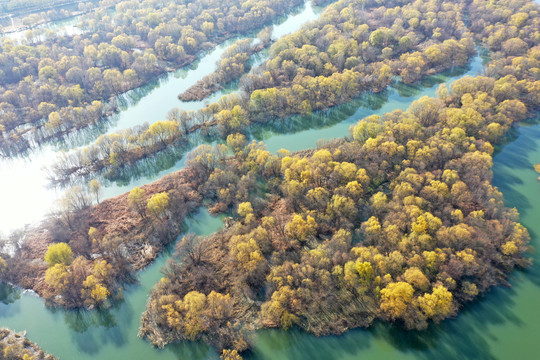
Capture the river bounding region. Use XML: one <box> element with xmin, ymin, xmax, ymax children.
<box><xmin>0</xmin><ymin>14</ymin><xmax>83</xmax><ymax>42</ymax></box>
<box><xmin>0</xmin><ymin>1</ymin><xmax>323</xmax><ymax>236</ymax></box>
<box><xmin>1</xmin><ymin>1</ymin><xmax>540</xmax><ymax>359</ymax></box>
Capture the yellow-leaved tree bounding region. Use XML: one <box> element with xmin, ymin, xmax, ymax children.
<box><xmin>44</xmin><ymin>243</ymin><xmax>73</xmax><ymax>267</ymax></box>
<box><xmin>379</xmin><ymin>281</ymin><xmax>414</xmax><ymax>320</ymax></box>
<box><xmin>128</xmin><ymin>186</ymin><xmax>146</xmax><ymax>218</ymax></box>
<box><xmin>418</xmin><ymin>285</ymin><xmax>454</xmax><ymax>322</ymax></box>
<box><xmin>147</xmin><ymin>192</ymin><xmax>170</xmax><ymax>219</ymax></box>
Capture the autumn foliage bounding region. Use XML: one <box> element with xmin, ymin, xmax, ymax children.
<box><xmin>141</xmin><ymin>58</ymin><xmax>537</xmax><ymax>351</ymax></box>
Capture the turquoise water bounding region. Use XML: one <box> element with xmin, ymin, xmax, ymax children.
<box><xmin>1</xmin><ymin>1</ymin><xmax>539</xmax><ymax>358</ymax></box>
<box><xmin>0</xmin><ymin>208</ymin><xmax>224</xmax><ymax>360</ymax></box>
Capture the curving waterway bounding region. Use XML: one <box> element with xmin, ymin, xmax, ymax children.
<box><xmin>1</xmin><ymin>1</ymin><xmax>540</xmax><ymax>359</ymax></box>
<box><xmin>0</xmin><ymin>1</ymin><xmax>323</xmax><ymax>235</ymax></box>
<box><xmin>0</xmin><ymin>16</ymin><xmax>82</xmax><ymax>42</ymax></box>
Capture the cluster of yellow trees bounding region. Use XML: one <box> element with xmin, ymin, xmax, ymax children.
<box><xmin>142</xmin><ymin>68</ymin><xmax>536</xmax><ymax>353</ymax></box>
<box><xmin>49</xmin><ymin>0</ymin><xmax>479</xmax><ymax>182</ymax></box>
<box><xmin>0</xmin><ymin>328</ymin><xmax>56</xmax><ymax>360</ymax></box>
<box><xmin>43</xmin><ymin>242</ymin><xmax>114</xmax><ymax>307</ymax></box>
<box><xmin>242</xmin><ymin>0</ymin><xmax>474</xmax><ymax>120</ymax></box>
<box><xmin>39</xmin><ymin>187</ymin><xmax>171</xmax><ymax>307</ymax></box>
<box><xmin>140</xmin><ymin>0</ymin><xmax>540</xmax><ymax>349</ymax></box>
<box><xmin>179</xmin><ymin>30</ymin><xmax>273</xmax><ymax>101</ymax></box>
<box><xmin>0</xmin><ymin>0</ymin><xmax>306</xmax><ymax>155</ymax></box>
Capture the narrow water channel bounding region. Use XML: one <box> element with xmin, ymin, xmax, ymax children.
<box><xmin>0</xmin><ymin>1</ymin><xmax>324</xmax><ymax>235</ymax></box>
<box><xmin>0</xmin><ymin>50</ymin><xmax>507</xmax><ymax>360</ymax></box>
<box><xmin>2</xmin><ymin>2</ymin><xmax>540</xmax><ymax>359</ymax></box>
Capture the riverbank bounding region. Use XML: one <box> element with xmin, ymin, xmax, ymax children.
<box><xmin>178</xmin><ymin>38</ymin><xmax>269</xmax><ymax>102</ymax></box>
<box><xmin>1</xmin><ymin>167</ymin><xmax>202</xmax><ymax>308</ymax></box>
<box><xmin>0</xmin><ymin>328</ymin><xmax>56</xmax><ymax>360</ymax></box>
<box><xmin>139</xmin><ymin>72</ymin><xmax>536</xmax><ymax>354</ymax></box>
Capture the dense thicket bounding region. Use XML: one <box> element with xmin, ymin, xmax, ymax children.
<box><xmin>140</xmin><ymin>71</ymin><xmax>536</xmax><ymax>353</ymax></box>
<box><xmin>178</xmin><ymin>29</ymin><xmax>272</xmax><ymax>102</ymax></box>
<box><xmin>0</xmin><ymin>170</ymin><xmax>203</xmax><ymax>308</ymax></box>
<box><xmin>49</xmin><ymin>0</ymin><xmax>478</xmax><ymax>183</ymax></box>
<box><xmin>240</xmin><ymin>0</ymin><xmax>474</xmax><ymax>118</ymax></box>
<box><xmin>0</xmin><ymin>0</ymin><xmax>305</xmax><ymax>155</ymax></box>
<box><xmin>138</xmin><ymin>0</ymin><xmax>540</xmax><ymax>354</ymax></box>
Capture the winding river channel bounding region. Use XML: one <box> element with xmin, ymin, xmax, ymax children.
<box><xmin>1</xmin><ymin>1</ymin><xmax>540</xmax><ymax>359</ymax></box>
<box><xmin>0</xmin><ymin>1</ymin><xmax>322</xmax><ymax>235</ymax></box>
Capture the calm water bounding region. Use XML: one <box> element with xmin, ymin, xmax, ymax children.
<box><xmin>0</xmin><ymin>208</ymin><xmax>225</xmax><ymax>360</ymax></box>
<box><xmin>1</xmin><ymin>1</ymin><xmax>539</xmax><ymax>359</ymax></box>
<box><xmin>0</xmin><ymin>1</ymin><xmax>323</xmax><ymax>235</ymax></box>
<box><xmin>0</xmin><ymin>15</ymin><xmax>83</xmax><ymax>42</ymax></box>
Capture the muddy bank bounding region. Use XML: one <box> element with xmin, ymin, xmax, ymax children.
<box><xmin>1</xmin><ymin>167</ymin><xmax>203</xmax><ymax>307</ymax></box>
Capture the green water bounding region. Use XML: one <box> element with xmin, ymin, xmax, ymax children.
<box><xmin>2</xmin><ymin>53</ymin><xmax>538</xmax><ymax>359</ymax></box>
<box><xmin>1</xmin><ymin>2</ymin><xmax>540</xmax><ymax>358</ymax></box>
<box><xmin>0</xmin><ymin>208</ymin><xmax>224</xmax><ymax>360</ymax></box>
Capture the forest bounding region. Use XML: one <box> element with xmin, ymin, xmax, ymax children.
<box><xmin>138</xmin><ymin>71</ymin><xmax>536</xmax><ymax>354</ymax></box>
<box><xmin>136</xmin><ymin>0</ymin><xmax>539</xmax><ymax>356</ymax></box>
<box><xmin>0</xmin><ymin>0</ymin><xmax>306</xmax><ymax>155</ymax></box>
<box><xmin>49</xmin><ymin>0</ymin><xmax>478</xmax><ymax>183</ymax></box>
<box><xmin>0</xmin><ymin>0</ymin><xmax>539</xmax><ymax>358</ymax></box>
<box><xmin>178</xmin><ymin>30</ymin><xmax>272</xmax><ymax>102</ymax></box>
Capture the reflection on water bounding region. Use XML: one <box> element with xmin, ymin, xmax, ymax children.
<box><xmin>0</xmin><ymin>208</ymin><xmax>224</xmax><ymax>360</ymax></box>
<box><xmin>1</xmin><ymin>15</ymin><xmax>83</xmax><ymax>42</ymax></box>
<box><xmin>0</xmin><ymin>283</ymin><xmax>20</xmax><ymax>305</ymax></box>
<box><xmin>0</xmin><ymin>1</ymin><xmax>323</xmax><ymax>235</ymax></box>
<box><xmin>99</xmin><ymin>54</ymin><xmax>483</xmax><ymax>190</ymax></box>
<box><xmin>257</xmin><ymin>54</ymin><xmax>484</xmax><ymax>154</ymax></box>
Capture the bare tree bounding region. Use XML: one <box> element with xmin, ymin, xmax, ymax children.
<box><xmin>174</xmin><ymin>233</ymin><xmax>207</xmax><ymax>266</ymax></box>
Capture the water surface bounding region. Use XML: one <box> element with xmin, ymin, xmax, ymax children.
<box><xmin>0</xmin><ymin>1</ymin><xmax>323</xmax><ymax>235</ymax></box>
<box><xmin>2</xmin><ymin>2</ymin><xmax>539</xmax><ymax>359</ymax></box>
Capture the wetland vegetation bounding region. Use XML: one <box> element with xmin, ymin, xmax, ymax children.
<box><xmin>1</xmin><ymin>0</ymin><xmax>540</xmax><ymax>359</ymax></box>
